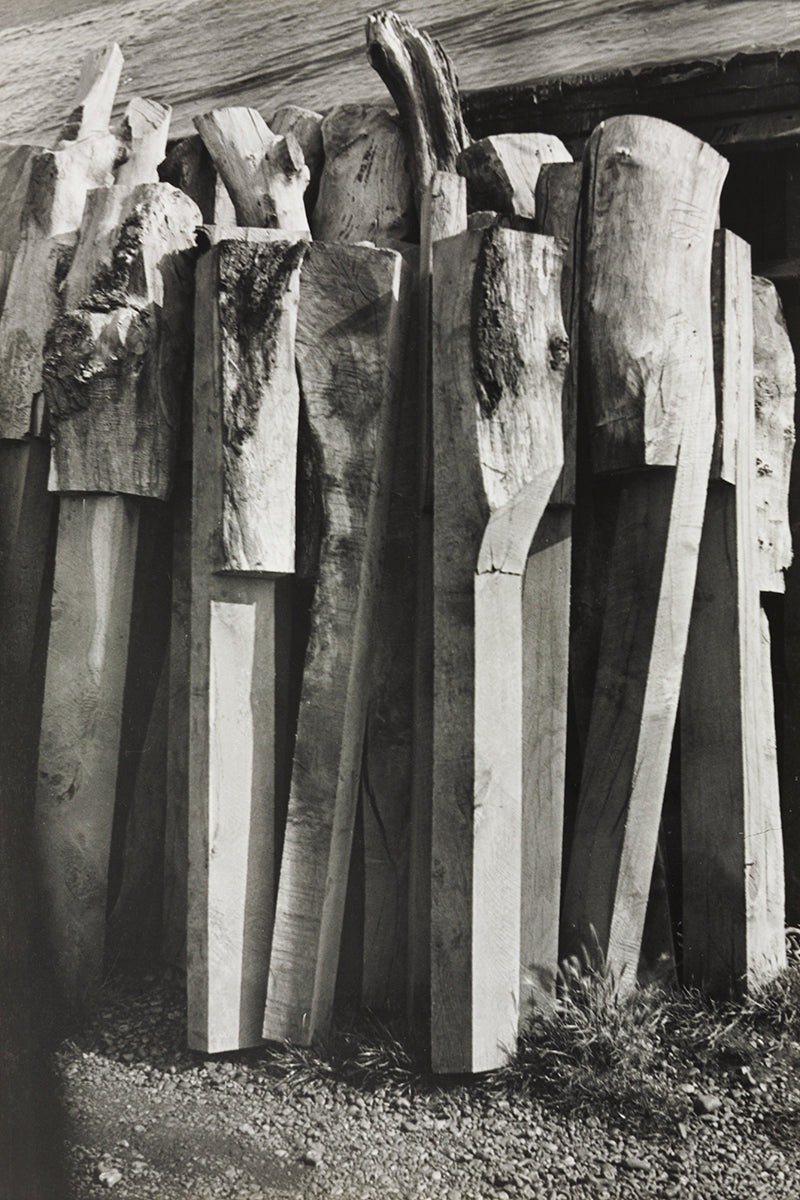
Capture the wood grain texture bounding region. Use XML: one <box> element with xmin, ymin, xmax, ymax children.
<box><xmin>311</xmin><ymin>104</ymin><xmax>414</xmax><ymax>244</ymax></box>
<box><xmin>34</xmin><ymin>495</ymin><xmax>139</xmax><ymax>1003</ymax></box>
<box><xmin>188</xmin><ymin>246</ymin><xmax>295</xmax><ymax>1052</ymax></box>
<box><xmin>159</xmin><ymin>134</ymin><xmax>236</xmax><ymax>225</ymax></box>
<box><xmin>562</xmin><ymin>117</ymin><xmax>722</xmax><ymax>986</ymax></box>
<box><xmin>407</xmin><ymin>173</ymin><xmax>466</xmax><ymax>1026</ymax></box>
<box><xmin>682</xmin><ymin>233</ymin><xmax>786</xmax><ymax>995</ymax></box>
<box><xmin>752</xmin><ymin>276</ymin><xmax>795</xmax><ymax>593</ymax></box>
<box><xmin>115</xmin><ymin>96</ymin><xmax>171</xmax><ymax>189</ymax></box>
<box><xmin>43</xmin><ymin>183</ymin><xmax>200</xmax><ymax>498</ymax></box>
<box><xmin>432</xmin><ymin>226</ymin><xmax>566</xmax><ymax>1072</ymax></box>
<box><xmin>197</xmin><ymin>237</ymin><xmax>305</xmax><ymax>574</ymax></box>
<box><xmin>194</xmin><ymin>107</ymin><xmax>309</xmax><ymax>232</ymax></box>
<box><xmin>457</xmin><ymin>133</ymin><xmax>571</xmax><ymax>220</ymax></box>
<box><xmin>582</xmin><ymin>115</ymin><xmax>727</xmax><ymax>473</ymax></box>
<box><xmin>263</xmin><ymin>243</ymin><xmax>408</xmax><ymax>1045</ymax></box>
<box><xmin>2</xmin><ymin>3</ymin><xmax>800</xmax><ymax>148</ymax></box>
<box><xmin>0</xmin><ymin>45</ymin><xmax>125</xmax><ymax>440</ymax></box>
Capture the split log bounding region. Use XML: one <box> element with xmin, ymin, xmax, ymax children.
<box><xmin>752</xmin><ymin>277</ymin><xmax>795</xmax><ymax>593</ymax></box>
<box><xmin>457</xmin><ymin>133</ymin><xmax>572</xmax><ymax>220</ymax></box>
<box><xmin>561</xmin><ymin>116</ymin><xmax>726</xmax><ymax>986</ymax></box>
<box><xmin>365</xmin><ymin>10</ymin><xmax>470</xmax><ymax>204</ymax></box>
<box><xmin>188</xmin><ymin>236</ymin><xmax>306</xmax><ymax>1052</ymax></box>
<box><xmin>0</xmin><ymin>143</ymin><xmax>39</xmax><ymax>312</ymax></box>
<box><xmin>431</xmin><ymin>226</ymin><xmax>567</xmax><ymax>1072</ymax></box>
<box><xmin>311</xmin><ymin>104</ymin><xmax>415</xmax><ymax>243</ymax></box>
<box><xmin>682</xmin><ymin>234</ymin><xmax>786</xmax><ymax>995</ymax></box>
<box><xmin>194</xmin><ymin>107</ymin><xmax>309</xmax><ymax>232</ymax></box>
<box><xmin>262</xmin><ymin>243</ymin><xmax>409</xmax><ymax>1045</ymax></box>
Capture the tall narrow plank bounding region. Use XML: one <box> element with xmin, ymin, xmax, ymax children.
<box><xmin>35</xmin><ymin>496</ymin><xmax>139</xmax><ymax>1002</ymax></box>
<box><xmin>189</xmin><ymin>237</ymin><xmax>305</xmax><ymax>1052</ymax></box>
<box><xmin>432</xmin><ymin>226</ymin><xmax>566</xmax><ymax>1072</ymax></box>
<box><xmin>263</xmin><ymin>243</ymin><xmax>409</xmax><ymax>1045</ymax></box>
<box><xmin>562</xmin><ymin>116</ymin><xmax>726</xmax><ymax>985</ymax></box>
<box><xmin>682</xmin><ymin>239</ymin><xmax>787</xmax><ymax>995</ymax></box>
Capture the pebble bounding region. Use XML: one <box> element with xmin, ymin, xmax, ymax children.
<box><xmin>622</xmin><ymin>1155</ymin><xmax>650</xmax><ymax>1171</ymax></box>
<box><xmin>96</xmin><ymin>1166</ymin><xmax>123</xmax><ymax>1188</ymax></box>
<box><xmin>693</xmin><ymin>1092</ymin><xmax>722</xmax><ymax>1116</ymax></box>
<box><xmin>303</xmin><ymin>1145</ymin><xmax>324</xmax><ymax>1166</ymax></box>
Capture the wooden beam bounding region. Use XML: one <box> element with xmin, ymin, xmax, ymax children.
<box><xmin>431</xmin><ymin>226</ymin><xmax>566</xmax><ymax>1072</ymax></box>
<box><xmin>159</xmin><ymin>133</ymin><xmax>236</xmax><ymax>225</ymax></box>
<box><xmin>189</xmin><ymin>236</ymin><xmax>305</xmax><ymax>1052</ymax></box>
<box><xmin>682</xmin><ymin>234</ymin><xmax>787</xmax><ymax>994</ymax></box>
<box><xmin>271</xmin><ymin>104</ymin><xmax>324</xmax><ymax>216</ymax></box>
<box><xmin>262</xmin><ymin>242</ymin><xmax>409</xmax><ymax>1045</ymax></box>
<box><xmin>561</xmin><ymin>116</ymin><xmax>725</xmax><ymax>985</ymax></box>
<box><xmin>115</xmin><ymin>97</ymin><xmax>171</xmax><ymax>188</ymax></box>
<box><xmin>311</xmin><ymin>104</ymin><xmax>415</xmax><ymax>243</ymax></box>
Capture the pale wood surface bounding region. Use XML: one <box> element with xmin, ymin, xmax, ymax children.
<box><xmin>44</xmin><ymin>183</ymin><xmax>199</xmax><ymax>498</ymax></box>
<box><xmin>34</xmin><ymin>495</ymin><xmax>139</xmax><ymax>1002</ymax></box>
<box><xmin>682</xmin><ymin>233</ymin><xmax>786</xmax><ymax>994</ymax></box>
<box><xmin>2</xmin><ymin>3</ymin><xmax>799</xmax><ymax>148</ymax></box>
<box><xmin>311</xmin><ymin>104</ymin><xmax>414</xmax><ymax>243</ymax></box>
<box><xmin>432</xmin><ymin>226</ymin><xmax>566</xmax><ymax>1072</ymax></box>
<box><xmin>188</xmin><ymin>244</ymin><xmax>296</xmax><ymax>1051</ymax></box>
<box><xmin>263</xmin><ymin>243</ymin><xmax>408</xmax><ymax>1045</ymax></box>
<box><xmin>194</xmin><ymin>107</ymin><xmax>309</xmax><ymax>232</ymax></box>
<box><xmin>407</xmin><ymin>173</ymin><xmax>466</xmax><ymax>1026</ymax></box>
<box><xmin>752</xmin><ymin>276</ymin><xmax>795</xmax><ymax>593</ymax></box>
<box><xmin>115</xmin><ymin>96</ymin><xmax>171</xmax><ymax>189</ymax></box>
<box><xmin>583</xmin><ymin>115</ymin><xmax>728</xmax><ymax>472</ymax></box>
<box><xmin>457</xmin><ymin>133</ymin><xmax>571</xmax><ymax>221</ymax></box>
<box><xmin>562</xmin><ymin>115</ymin><xmax>723</xmax><ymax>984</ymax></box>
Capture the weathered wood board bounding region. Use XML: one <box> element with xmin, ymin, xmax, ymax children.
<box><xmin>188</xmin><ymin>237</ymin><xmax>304</xmax><ymax>1052</ymax></box>
<box><xmin>561</xmin><ymin>116</ymin><xmax>725</xmax><ymax>985</ymax></box>
<box><xmin>682</xmin><ymin>234</ymin><xmax>786</xmax><ymax>994</ymax></box>
<box><xmin>263</xmin><ymin>242</ymin><xmax>408</xmax><ymax>1045</ymax></box>
<box><xmin>431</xmin><ymin>226</ymin><xmax>566</xmax><ymax>1072</ymax></box>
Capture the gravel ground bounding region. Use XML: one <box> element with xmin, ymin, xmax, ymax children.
<box><xmin>56</xmin><ymin>970</ymin><xmax>800</xmax><ymax>1200</ymax></box>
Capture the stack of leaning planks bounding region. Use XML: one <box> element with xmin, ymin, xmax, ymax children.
<box><xmin>0</xmin><ymin>11</ymin><xmax>793</xmax><ymax>1072</ymax></box>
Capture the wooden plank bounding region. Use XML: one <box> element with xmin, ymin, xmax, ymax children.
<box><xmin>35</xmin><ymin>495</ymin><xmax>139</xmax><ymax>1003</ymax></box>
<box><xmin>115</xmin><ymin>96</ymin><xmax>171</xmax><ymax>188</ymax></box>
<box><xmin>408</xmin><ymin>172</ymin><xmax>467</xmax><ymax>1026</ymax></box>
<box><xmin>311</xmin><ymin>104</ymin><xmax>414</xmax><ymax>243</ymax></box>
<box><xmin>271</xmin><ymin>104</ymin><xmax>324</xmax><ymax>216</ymax></box>
<box><xmin>162</xmin><ymin>462</ymin><xmax>192</xmax><ymax>968</ymax></box>
<box><xmin>263</xmin><ymin>242</ymin><xmax>409</xmax><ymax>1045</ymax></box>
<box><xmin>188</xmin><ymin>236</ymin><xmax>305</xmax><ymax>1051</ymax></box>
<box><xmin>431</xmin><ymin>226</ymin><xmax>566</xmax><ymax>1072</ymax></box>
<box><xmin>752</xmin><ymin>276</ymin><xmax>795</xmax><ymax>593</ymax></box>
<box><xmin>159</xmin><ymin>133</ymin><xmax>236</xmax><ymax>225</ymax></box>
<box><xmin>194</xmin><ymin>107</ymin><xmax>309</xmax><ymax>232</ymax></box>
<box><xmin>682</xmin><ymin>234</ymin><xmax>786</xmax><ymax>994</ymax></box>
<box><xmin>561</xmin><ymin>116</ymin><xmax>725</xmax><ymax>985</ymax></box>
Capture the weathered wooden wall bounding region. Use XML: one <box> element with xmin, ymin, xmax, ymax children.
<box><xmin>1</xmin><ymin>1</ymin><xmax>799</xmax><ymax>144</ymax></box>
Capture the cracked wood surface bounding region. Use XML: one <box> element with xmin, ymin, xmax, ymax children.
<box><xmin>263</xmin><ymin>242</ymin><xmax>409</xmax><ymax>1045</ymax></box>
<box><xmin>432</xmin><ymin>226</ymin><xmax>566</xmax><ymax>1072</ymax></box>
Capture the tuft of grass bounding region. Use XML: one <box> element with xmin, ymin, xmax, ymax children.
<box><xmin>743</xmin><ymin>928</ymin><xmax>800</xmax><ymax>1038</ymax></box>
<box><xmin>259</xmin><ymin>1008</ymin><xmax>424</xmax><ymax>1096</ymax></box>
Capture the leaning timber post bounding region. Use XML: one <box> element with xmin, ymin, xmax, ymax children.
<box><xmin>682</xmin><ymin>245</ymin><xmax>790</xmax><ymax>995</ymax></box>
<box><xmin>311</xmin><ymin>101</ymin><xmax>418</xmax><ymax>1010</ymax></box>
<box><xmin>561</xmin><ymin>116</ymin><xmax>727</xmax><ymax>989</ymax></box>
<box><xmin>188</xmin><ymin>235</ymin><xmax>305</xmax><ymax>1053</ymax></box>
<box><xmin>35</xmin><ymin>168</ymin><xmax>199</xmax><ymax>1006</ymax></box>
<box><xmin>431</xmin><ymin>227</ymin><xmax>566</xmax><ymax>1073</ymax></box>
<box><xmin>262</xmin><ymin>243</ymin><xmax>410</xmax><ymax>1046</ymax></box>
<box><xmin>365</xmin><ymin>8</ymin><xmax>471</xmax><ymax>1032</ymax></box>
<box><xmin>457</xmin><ymin>139</ymin><xmax>580</xmax><ymax>1015</ymax></box>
